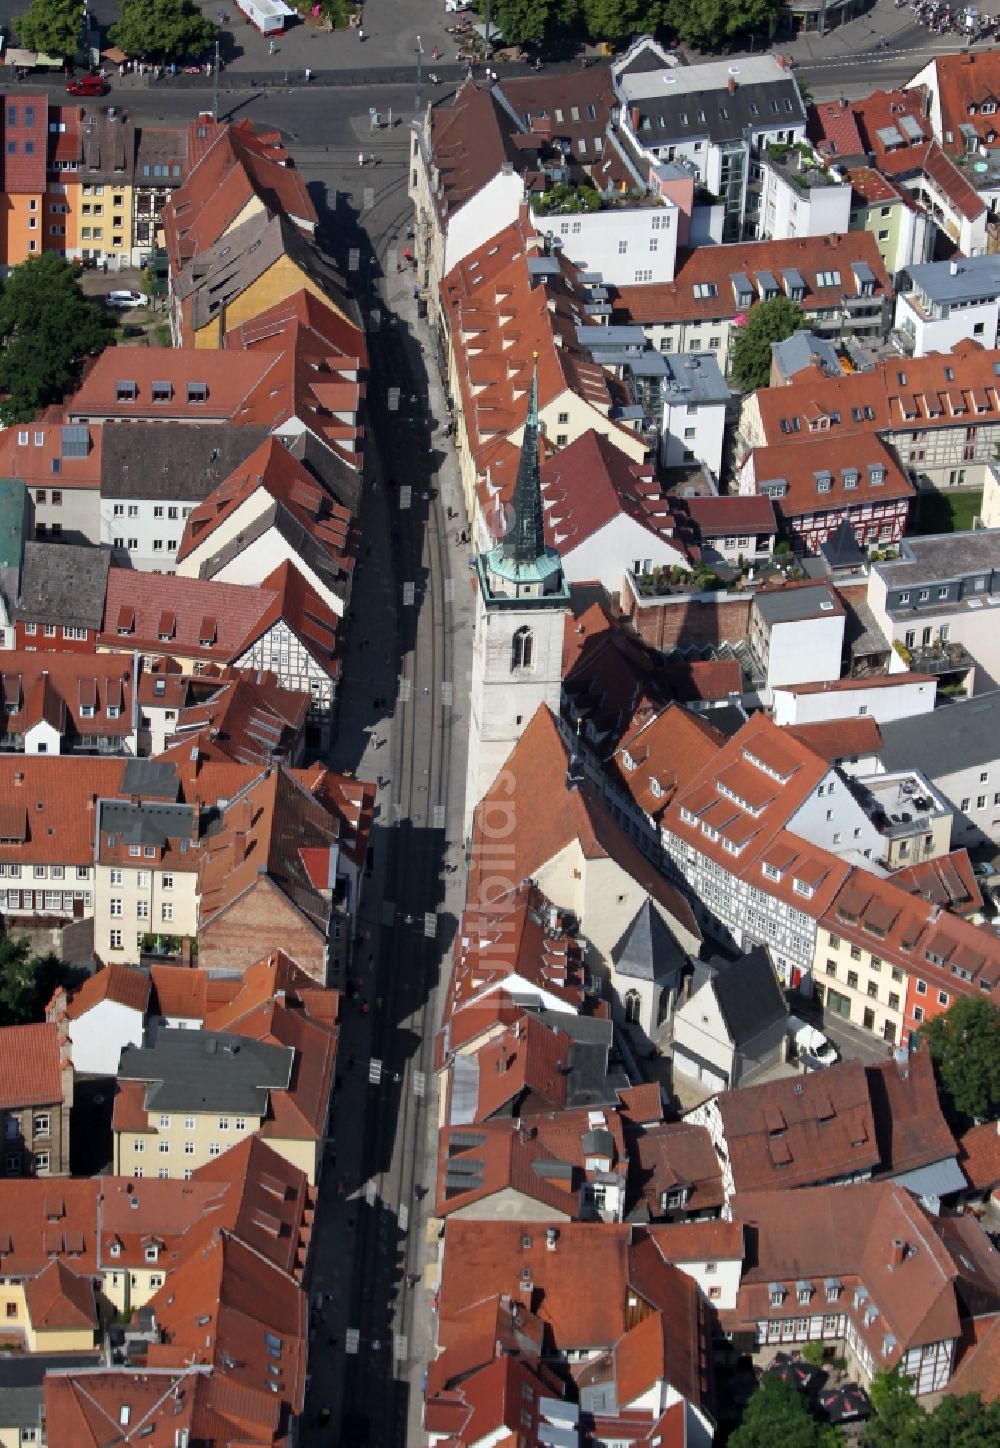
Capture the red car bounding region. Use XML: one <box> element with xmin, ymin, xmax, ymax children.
<box><xmin>66</xmin><ymin>75</ymin><xmax>108</xmax><ymax>96</ymax></box>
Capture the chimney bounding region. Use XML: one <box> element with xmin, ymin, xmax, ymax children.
<box><xmin>727</xmin><ymin>75</ymin><xmax>736</xmax><ymax>93</ymax></box>
<box><xmin>546</xmin><ymin>1227</ymin><xmax>559</xmax><ymax>1252</ymax></box>
<box><xmin>887</xmin><ymin>1238</ymin><xmax>906</xmax><ymax>1269</ymax></box>
<box><xmin>950</xmin><ymin>259</ymin><xmax>960</xmax><ymax>276</ymax></box>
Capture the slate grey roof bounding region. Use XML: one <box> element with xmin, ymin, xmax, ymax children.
<box><xmin>117</xmin><ymin>1028</ymin><xmax>293</xmax><ymax>1115</ymax></box>
<box><xmin>15</xmin><ymin>541</ymin><xmax>112</xmax><ymax>629</ymax></box>
<box><xmin>99</xmin><ymin>799</ymin><xmax>194</xmax><ymax>848</ymax></box>
<box><xmin>771</xmin><ymin>330</ymin><xmax>841</xmax><ymax>381</ymax></box>
<box><xmin>0</xmin><ymin>1355</ymin><xmax>100</xmax><ymax>1427</ymax></box>
<box><xmin>874</xmin><ymin>530</ymin><xmax>1000</xmax><ymax>589</ymax></box>
<box><xmin>101</xmin><ymin>422</ymin><xmax>272</xmax><ymax>500</ymax></box>
<box><xmin>820</xmin><ymin>517</ymin><xmax>866</xmax><ymax>570</ymax></box>
<box><xmin>905</xmin><ymin>254</ymin><xmax>1000</xmax><ymax>306</ymax></box>
<box><xmin>660</xmin><ymin>353</ymin><xmax>731</xmax><ymax>405</ymax></box>
<box><xmin>120</xmin><ymin>758</ymin><xmax>182</xmax><ymax>799</ymax></box>
<box><xmin>754</xmin><ymin>583</ymin><xmax>839</xmax><ymax>624</ymax></box>
<box><xmin>692</xmin><ymin>947</ymin><xmax>787</xmax><ymax>1047</ymax></box>
<box><xmin>878</xmin><ymin>692</ymin><xmax>1000</xmax><ymax>777</ymax></box>
<box><xmin>286</xmin><ymin>428</ymin><xmax>362</xmax><ymax>517</ymax></box>
<box><xmin>618</xmin><ymin>55</ymin><xmax>805</xmax><ymax>145</ymax></box>
<box><xmin>611</xmin><ymin>899</ymin><xmax>687</xmax><ymax>983</ymax></box>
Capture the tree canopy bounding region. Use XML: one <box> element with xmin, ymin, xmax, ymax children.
<box><xmin>864</xmin><ymin>1372</ymin><xmax>1000</xmax><ymax>1447</ymax></box>
<box><xmin>0</xmin><ymin>254</ymin><xmax>116</xmax><ymax>426</ymax></box>
<box><xmin>15</xmin><ymin>0</ymin><xmax>81</xmax><ymax>56</ymax></box>
<box><xmin>922</xmin><ymin>996</ymin><xmax>1000</xmax><ymax>1124</ymax></box>
<box><xmin>475</xmin><ymin>0</ymin><xmax>777</xmax><ymax>50</ymax></box>
<box><xmin>731</xmin><ymin>1375</ymin><xmax>839</xmax><ymax>1448</ymax></box>
<box><xmin>110</xmin><ymin>0</ymin><xmax>216</xmax><ymax>60</ymax></box>
<box><xmin>0</xmin><ymin>937</ymin><xmax>65</xmax><ymax>1027</ymax></box>
<box><xmin>730</xmin><ymin>294</ymin><xmax>805</xmax><ymax>390</ymax></box>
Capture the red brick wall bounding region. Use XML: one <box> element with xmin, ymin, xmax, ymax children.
<box><xmin>622</xmin><ymin>589</ymin><xmax>754</xmax><ymax>652</ymax></box>
<box><xmin>197</xmin><ymin>878</ymin><xmax>328</xmax><ymax>984</ymax></box>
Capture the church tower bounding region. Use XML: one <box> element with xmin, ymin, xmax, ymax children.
<box><xmin>464</xmin><ymin>365</ymin><xmax>571</xmax><ymax>836</ymax></box>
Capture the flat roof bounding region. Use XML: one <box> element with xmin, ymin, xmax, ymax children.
<box><xmin>875</xmin><ymin>530</ymin><xmax>1000</xmax><ymax>589</ymax></box>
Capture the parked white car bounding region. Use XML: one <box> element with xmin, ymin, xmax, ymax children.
<box><xmin>106</xmin><ymin>290</ymin><xmax>149</xmax><ymax>309</ymax></box>
<box><xmin>789</xmin><ymin>1016</ymin><xmax>840</xmax><ymax>1070</ymax></box>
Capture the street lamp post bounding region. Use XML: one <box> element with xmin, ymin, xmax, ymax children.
<box><xmin>415</xmin><ymin>33</ymin><xmax>423</xmax><ymax>113</ymax></box>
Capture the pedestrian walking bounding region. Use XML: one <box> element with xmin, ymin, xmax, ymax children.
<box><xmin>268</xmin><ymin>37</ymin><xmax>276</xmax><ymax>53</ymax></box>
<box><xmin>358</xmin><ymin>151</ymin><xmax>364</xmax><ymax>168</ymax></box>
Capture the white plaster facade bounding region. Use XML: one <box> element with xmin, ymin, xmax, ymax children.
<box><xmin>529</xmin><ymin>202</ymin><xmax>680</xmax><ymax>287</ymax></box>
<box><xmin>755</xmin><ymin>157</ymin><xmax>851</xmax><ymax>243</ymax></box>
<box><xmin>660</xmin><ymin>391</ymin><xmax>728</xmax><ymax>475</ymax></box>
<box><xmin>748</xmin><ymin>606</ymin><xmax>845</xmax><ymax>692</ymax></box>
<box><xmin>66</xmin><ymin>998</ymin><xmax>145</xmax><ymax>1075</ymax></box>
<box><xmin>101</xmin><ymin>497</ymin><xmax>195</xmax><ymax>574</ymax></box>
<box><xmin>772</xmin><ymin>675</ymin><xmax>937</xmax><ymax>728</ymax></box>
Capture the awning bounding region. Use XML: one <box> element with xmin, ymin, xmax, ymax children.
<box><xmin>893</xmin><ymin>1157</ymin><xmax>967</xmax><ymax>1199</ymax></box>
<box><xmin>101</xmin><ymin>45</ymin><xmax>127</xmax><ymax>62</ymax></box>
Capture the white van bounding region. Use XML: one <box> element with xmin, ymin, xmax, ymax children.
<box><xmin>788</xmin><ymin>1016</ymin><xmax>839</xmax><ymax>1070</ymax></box>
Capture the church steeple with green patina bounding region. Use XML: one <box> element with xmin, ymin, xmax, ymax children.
<box><xmin>480</xmin><ymin>361</ymin><xmax>567</xmax><ymax>601</ymax></box>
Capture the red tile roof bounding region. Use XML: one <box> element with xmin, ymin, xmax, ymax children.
<box><xmin>741</xmin><ymin>432</ymin><xmax>913</xmax><ymax>528</ymax></box>
<box><xmin>614</xmin><ymin>703</ymin><xmax>726</xmax><ymax>825</ymax></box>
<box><xmin>776</xmin><ymin>670</ymin><xmax>936</xmax><ymax>696</ymax></box>
<box><xmin>714</xmin><ymin>1059</ymin><xmax>880</xmax><ymax>1193</ymax></box>
<box><xmin>920</xmin><ymin>53</ymin><xmax>1000</xmax><ymax>158</ymax></box>
<box><xmin>729</xmin><ymin>1181</ymin><xmax>978</xmax><ymax>1370</ymax></box>
<box><xmin>947</xmin><ymin>1313</ymin><xmax>1000</xmax><ymax>1403</ymax></box>
<box><xmin>866</xmin><ymin>1048</ymin><xmax>959</xmax><ymax>1179</ymax></box>
<box><xmin>808</xmin><ymin>96</ymin><xmax>865</xmax><ymax>160</ymax></box>
<box><xmin>24</xmin><ymin>1257</ymin><xmax>97</xmax><ymax>1332</ymax></box>
<box><xmin>65</xmin><ymin>963</ymin><xmax>150</xmax><ymax>1020</ymax></box>
<box><xmin>0</xmin><ymin>652</ymin><xmax>135</xmax><ymax>745</ymax></box>
<box><xmin>176</xmin><ymin>435</ymin><xmax>356</xmax><ymax>578</ymax></box>
<box><xmin>163</xmin><ymin>119</ymin><xmax>316</xmax><ymax>270</ymax></box>
<box><xmin>2</xmin><ymin>94</ymin><xmax>47</xmax><ymax>193</ymax></box>
<box><xmin>68</xmin><ymin>346</ymin><xmax>290</xmax><ymax>427</ymax></box>
<box><xmin>785</xmin><ymin>717</ymin><xmax>884</xmax><ymax>763</ymax></box>
<box><xmin>0</xmin><ymin>415</ymin><xmax>102</xmax><ymax>491</ymax></box>
<box><xmin>45</xmin><ymin>1371</ymin><xmax>197</xmax><ymax>1447</ymax></box>
<box><xmin>631</xmin><ymin>1122</ymin><xmax>725</xmax><ymax>1216</ymax></box>
<box><xmin>613</xmin><ymin>232</ymin><xmax>892</xmax><ymax>328</ymax></box>
<box><xmin>959</xmin><ymin>1121</ymin><xmax>1000</xmax><ymax>1193</ymax></box>
<box><xmin>889</xmin><ymin>849</ymin><xmax>983</xmax><ymax>917</ymax></box>
<box><xmin>0</xmin><ymin>757</ymin><xmax>125</xmax><ymax>866</ymax></box>
<box><xmin>0</xmin><ymin>1021</ymin><xmax>64</xmax><ymax>1107</ymax></box>
<box><xmin>749</xmin><ymin>340</ymin><xmax>1000</xmax><ymax>448</ymax></box>
<box><xmin>681</xmin><ymin>493</ymin><xmax>777</xmax><ymax>539</ymax></box>
<box><xmin>470</xmin><ymin>706</ymin><xmax>700</xmax><ymax>945</ymax></box>
<box><xmin>165</xmin><ymin>670</ymin><xmax>309</xmax><ymax>768</ymax></box>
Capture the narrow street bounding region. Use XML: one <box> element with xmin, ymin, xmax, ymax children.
<box><xmin>296</xmin><ymin>131</ymin><xmax>475</xmax><ymax>1446</ymax></box>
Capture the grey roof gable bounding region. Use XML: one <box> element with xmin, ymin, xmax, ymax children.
<box><xmin>699</xmin><ymin>947</ymin><xmax>787</xmax><ymax>1046</ymax></box>
<box><xmin>117</xmin><ymin>1028</ymin><xmax>293</xmax><ymax>1115</ymax></box>
<box><xmin>611</xmin><ymin>898</ymin><xmax>687</xmax><ymax>983</ymax></box>
<box><xmin>101</xmin><ymin>422</ymin><xmax>272</xmax><ymax>501</ymax></box>
<box><xmin>15</xmin><ymin>541</ymin><xmax>112</xmax><ymax>630</ymax></box>
<box><xmin>631</xmin><ymin>78</ymin><xmax>804</xmax><ymax>147</ymax></box>
<box><xmin>879</xmin><ymin>692</ymin><xmax>1000</xmax><ymax>778</ymax></box>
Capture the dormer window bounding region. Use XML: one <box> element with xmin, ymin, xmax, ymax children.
<box><xmin>109</xmin><ymin>1241</ymin><xmax>121</xmax><ymax>1257</ymax></box>
<box><xmin>116</xmin><ymin>381</ymin><xmax>137</xmax><ymax>403</ymax></box>
<box><xmin>199</xmin><ymin>616</ymin><xmax>217</xmax><ymax>647</ymax></box>
<box><xmin>825</xmin><ymin>1278</ymin><xmax>842</xmax><ymax>1303</ymax></box>
<box><xmin>151</xmin><ymin>381</ymin><xmax>172</xmax><ymax>404</ymax></box>
<box><xmin>144</xmin><ymin>1244</ymin><xmax>159</xmax><ymax>1263</ymax></box>
<box><xmin>187</xmin><ymin>381</ymin><xmax>208</xmax><ymax>405</ymax></box>
<box><xmin>796</xmin><ymin>1281</ymin><xmax>813</xmax><ymax>1305</ymax></box>
<box><xmin>763</xmin><ymin>862</ymin><xmax>781</xmax><ymax>881</ymax></box>
<box><xmin>793</xmin><ymin>879</ymin><xmax>814</xmax><ymax>899</ymax></box>
<box><xmin>622</xmin><ymin>751</ymin><xmax>636</xmax><ymax>773</ymax></box>
<box><xmin>769</xmin><ymin>1283</ymin><xmax>786</xmax><ymax>1308</ymax></box>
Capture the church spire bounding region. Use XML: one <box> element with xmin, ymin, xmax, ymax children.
<box><xmin>501</xmin><ymin>361</ymin><xmax>546</xmax><ymax>567</ymax></box>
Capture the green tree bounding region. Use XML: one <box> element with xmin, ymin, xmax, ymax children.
<box><xmin>476</xmin><ymin>0</ymin><xmax>578</xmax><ymax>48</ymax></box>
<box><xmin>15</xmin><ymin>0</ymin><xmax>81</xmax><ymax>56</ymax></box>
<box><xmin>0</xmin><ymin>254</ymin><xmax>115</xmax><ymax>425</ymax></box>
<box><xmin>580</xmin><ymin>0</ymin><xmax>661</xmax><ymax>43</ymax></box>
<box><xmin>731</xmin><ymin>1375</ymin><xmax>839</xmax><ymax>1448</ymax></box>
<box><xmin>922</xmin><ymin>996</ymin><xmax>1000</xmax><ymax>1123</ymax></box>
<box><xmin>110</xmin><ymin>0</ymin><xmax>216</xmax><ymax>60</ymax></box>
<box><xmin>662</xmin><ymin>0</ymin><xmax>777</xmax><ymax>47</ymax></box>
<box><xmin>0</xmin><ymin>937</ymin><xmax>64</xmax><ymax>1025</ymax></box>
<box><xmin>864</xmin><ymin>1380</ymin><xmax>1000</xmax><ymax>1447</ymax></box>
<box><xmin>730</xmin><ymin>294</ymin><xmax>805</xmax><ymax>390</ymax></box>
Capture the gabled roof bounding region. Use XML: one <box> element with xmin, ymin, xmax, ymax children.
<box><xmin>0</xmin><ymin>652</ymin><xmax>135</xmax><ymax>745</ymax></box>
<box><xmin>959</xmin><ymin>1121</ymin><xmax>1000</xmax><ymax>1193</ymax></box>
<box><xmin>613</xmin><ymin>232</ymin><xmax>892</xmax><ymax>328</ymax></box>
<box><xmin>0</xmin><ymin>1022</ymin><xmax>64</xmax><ymax>1107</ymax></box>
<box><xmin>165</xmin><ymin>671</ymin><xmax>309</xmax><ymax>768</ymax></box>
<box><xmin>0</xmin><ymin>415</ymin><xmax>103</xmax><ymax>493</ymax></box>
<box><xmin>176</xmin><ymin>436</ymin><xmax>354</xmax><ymax>580</ymax></box>
<box><xmin>613</xmin><ymin>702</ymin><xmax>726</xmax><ymax>823</ymax></box>
<box><xmin>785</xmin><ymin>717</ymin><xmax>884</xmax><ymax>764</ymax></box>
<box><xmin>866</xmin><ymin>1049</ymin><xmax>959</xmax><ymax>1181</ymax></box>
<box><xmin>730</xmin><ymin>1180</ymin><xmax>978</xmax><ymax>1369</ymax></box>
<box><xmin>24</xmin><ymin>1258</ymin><xmax>96</xmax><ymax>1332</ymax></box>
<box><xmin>65</xmin><ymin>963</ymin><xmax>150</xmax><ymax>1020</ymax></box>
<box><xmin>197</xmin><ymin>766</ymin><xmax>344</xmax><ymax>942</ymax></box>
<box><xmin>163</xmin><ymin>118</ymin><xmax>316</xmax><ymax>270</ymax></box>
<box><xmin>426</xmin><ymin>81</ymin><xmax>525</xmax><ymax>222</ymax></box>
<box><xmin>629</xmin><ymin>1122</ymin><xmax>725</xmax><ymax>1217</ymax></box>
<box><xmin>1</xmin><ymin>94</ymin><xmax>47</xmax><ymax>193</ymax></box>
<box><xmin>470</xmin><ymin>707</ymin><xmax>700</xmax><ymax>945</ymax></box>
<box><xmin>918</xmin><ymin>52</ymin><xmax>1000</xmax><ymax>157</ymax></box>
<box><xmin>16</xmin><ymin>541</ymin><xmax>112</xmax><ymax>630</ymax></box>
<box><xmin>744</xmin><ymin>432</ymin><xmax>913</xmax><ymax>523</ymax></box>
<box><xmin>688</xmin><ymin>947</ymin><xmax>788</xmax><ymax>1047</ymax></box>
<box><xmin>889</xmin><ymin>849</ymin><xmax>982</xmax><ymax>917</ymax></box>
<box><xmin>710</xmin><ymin>1059</ymin><xmax>880</xmax><ymax>1192</ymax></box>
